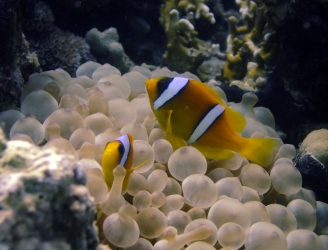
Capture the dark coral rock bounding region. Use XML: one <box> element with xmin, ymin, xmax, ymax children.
<box><xmin>0</xmin><ymin>36</ymin><xmax>40</xmax><ymax>112</ymax></box>
<box><xmin>22</xmin><ymin>1</ymin><xmax>94</xmax><ymax>76</ymax></box>
<box><xmin>41</xmin><ymin>0</ymin><xmax>165</xmax><ymax>66</ymax></box>
<box><xmin>23</xmin><ymin>1</ymin><xmax>55</xmax><ymax>34</ymax></box>
<box><xmin>0</xmin><ymin>0</ymin><xmax>20</xmax><ymax>65</ymax></box>
<box><xmin>0</xmin><ymin>0</ymin><xmax>41</xmax><ymax>111</ymax></box>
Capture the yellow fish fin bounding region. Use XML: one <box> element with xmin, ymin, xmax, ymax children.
<box><xmin>123</xmin><ymin>158</ymin><xmax>149</xmax><ymax>191</ymax></box>
<box><xmin>192</xmin><ymin>144</ymin><xmax>235</xmax><ymax>160</ymax></box>
<box><xmin>165</xmin><ymin>109</ymin><xmax>187</xmax><ymax>150</ymax></box>
<box><xmin>240</xmin><ymin>137</ymin><xmax>282</xmax><ymax>167</ymax></box>
<box><xmin>127</xmin><ymin>158</ymin><xmax>149</xmax><ymax>173</ymax></box>
<box><xmin>224</xmin><ymin>107</ymin><xmax>247</xmax><ymax>133</ymax></box>
<box><xmin>166</xmin><ymin>132</ymin><xmax>187</xmax><ymax>150</ymax></box>
<box><xmin>165</xmin><ymin>110</ymin><xmax>173</xmax><ymax>134</ymax></box>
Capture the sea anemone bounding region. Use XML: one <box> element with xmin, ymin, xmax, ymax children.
<box><xmin>2</xmin><ymin>63</ymin><xmax>327</xmax><ymax>250</ymax></box>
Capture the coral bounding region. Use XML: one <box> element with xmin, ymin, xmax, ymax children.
<box><xmin>85</xmin><ymin>27</ymin><xmax>133</xmax><ymax>74</ymax></box>
<box><xmin>221</xmin><ymin>0</ymin><xmax>279</xmax><ymax>90</ymax></box>
<box><xmin>160</xmin><ymin>0</ymin><xmax>215</xmax><ymax>31</ymax></box>
<box><xmin>299</xmin><ymin>129</ymin><xmax>328</xmax><ymax>167</ymax></box>
<box><xmin>222</xmin><ymin>36</ymin><xmax>247</xmax><ymax>82</ymax></box>
<box><xmin>0</xmin><ymin>129</ymin><xmax>98</xmax><ymax>250</ymax></box>
<box><xmin>32</xmin><ymin>29</ymin><xmax>93</xmax><ymax>76</ymax></box>
<box><xmin>22</xmin><ymin>2</ymin><xmax>94</xmax><ymax>76</ymax></box>
<box><xmin>160</xmin><ymin>1</ymin><xmax>219</xmax><ymax>73</ymax></box>
<box><xmin>295</xmin><ymin>129</ymin><xmax>328</xmax><ymax>203</ymax></box>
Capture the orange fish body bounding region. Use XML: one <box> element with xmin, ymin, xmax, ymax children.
<box><xmin>145</xmin><ymin>76</ymin><xmax>281</xmax><ymax>167</ymax></box>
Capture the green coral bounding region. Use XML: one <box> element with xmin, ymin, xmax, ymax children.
<box><xmin>221</xmin><ymin>0</ymin><xmax>279</xmax><ymax>89</ymax></box>
<box><xmin>222</xmin><ymin>36</ymin><xmax>247</xmax><ymax>81</ymax></box>
<box><xmin>160</xmin><ymin>0</ymin><xmax>218</xmax><ymax>73</ymax></box>
<box><xmin>160</xmin><ymin>0</ymin><xmax>215</xmax><ymax>30</ymax></box>
<box><xmin>85</xmin><ymin>27</ymin><xmax>133</xmax><ymax>74</ymax></box>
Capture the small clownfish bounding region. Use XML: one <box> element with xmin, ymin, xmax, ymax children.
<box><xmin>145</xmin><ymin>76</ymin><xmax>281</xmax><ymax>167</ymax></box>
<box><xmin>102</xmin><ymin>134</ymin><xmax>144</xmax><ymax>191</ymax></box>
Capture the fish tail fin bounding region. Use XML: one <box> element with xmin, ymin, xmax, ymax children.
<box><xmin>239</xmin><ymin>137</ymin><xmax>282</xmax><ymax>167</ymax></box>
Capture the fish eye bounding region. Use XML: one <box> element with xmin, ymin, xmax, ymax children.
<box><xmin>157</xmin><ymin>77</ymin><xmax>173</xmax><ymax>95</ymax></box>
<box><xmin>118</xmin><ymin>143</ymin><xmax>125</xmax><ymax>156</ymax></box>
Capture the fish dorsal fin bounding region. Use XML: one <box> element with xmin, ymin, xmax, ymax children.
<box><xmin>190</xmin><ymin>79</ymin><xmax>228</xmax><ymax>107</ymax></box>
<box><xmin>224</xmin><ymin>107</ymin><xmax>247</xmax><ymax>133</ymax></box>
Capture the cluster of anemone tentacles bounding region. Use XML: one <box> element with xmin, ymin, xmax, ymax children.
<box><xmin>0</xmin><ymin>61</ymin><xmax>327</xmax><ymax>250</ymax></box>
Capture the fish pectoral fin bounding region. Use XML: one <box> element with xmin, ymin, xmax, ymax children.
<box><xmin>127</xmin><ymin>159</ymin><xmax>149</xmax><ymax>173</ymax></box>
<box><xmin>166</xmin><ymin>132</ymin><xmax>187</xmax><ymax>150</ymax></box>
<box><xmin>164</xmin><ymin>109</ymin><xmax>187</xmax><ymax>150</ymax></box>
<box><xmin>192</xmin><ymin>144</ymin><xmax>235</xmax><ymax>160</ymax></box>
<box><xmin>165</xmin><ymin>110</ymin><xmax>173</xmax><ymax>134</ymax></box>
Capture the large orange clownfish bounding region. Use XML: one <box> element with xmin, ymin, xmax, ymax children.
<box><xmin>145</xmin><ymin>76</ymin><xmax>281</xmax><ymax>167</ymax></box>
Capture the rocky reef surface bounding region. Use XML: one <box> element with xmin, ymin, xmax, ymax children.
<box><xmin>0</xmin><ymin>130</ymin><xmax>102</xmax><ymax>250</ymax></box>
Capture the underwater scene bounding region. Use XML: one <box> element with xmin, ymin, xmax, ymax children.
<box><xmin>1</xmin><ymin>0</ymin><xmax>328</xmax><ymax>249</ymax></box>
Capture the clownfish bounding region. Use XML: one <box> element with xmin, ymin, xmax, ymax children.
<box><xmin>102</xmin><ymin>134</ymin><xmax>145</xmax><ymax>191</ymax></box>
<box><xmin>145</xmin><ymin>76</ymin><xmax>281</xmax><ymax>167</ymax></box>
